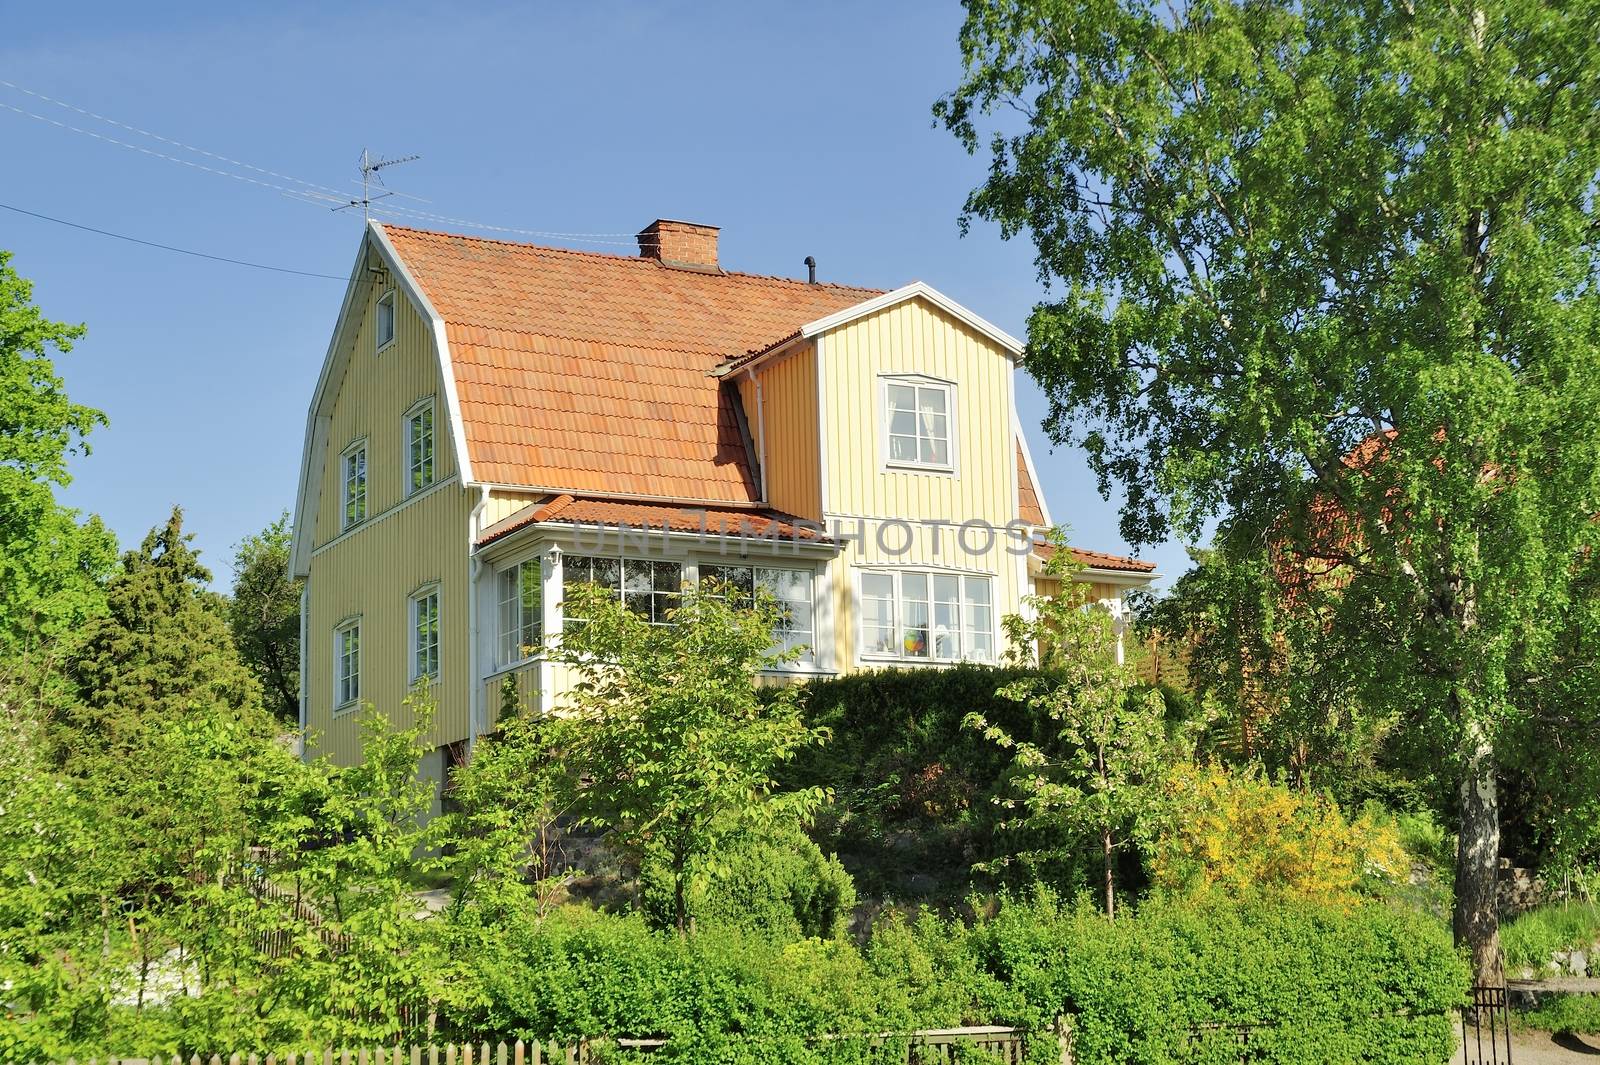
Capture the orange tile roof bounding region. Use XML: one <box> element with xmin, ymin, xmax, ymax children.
<box><xmin>476</xmin><ymin>494</ymin><xmax>829</xmax><ymax>549</ymax></box>
<box><xmin>382</xmin><ymin>225</ymin><xmax>882</xmax><ymax>503</ymax></box>
<box><xmin>1017</xmin><ymin>441</ymin><xmax>1045</xmax><ymax>526</ymax></box>
<box><xmin>1034</xmin><ymin>541</ymin><xmax>1156</xmax><ymax>574</ymax></box>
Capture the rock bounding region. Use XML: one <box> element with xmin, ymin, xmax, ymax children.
<box><xmin>1571</xmin><ymin>950</ymin><xmax>1589</xmax><ymax>977</ymax></box>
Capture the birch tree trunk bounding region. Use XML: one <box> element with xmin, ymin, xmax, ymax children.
<box><xmin>1454</xmin><ymin>712</ymin><xmax>1504</xmax><ymax>986</ymax></box>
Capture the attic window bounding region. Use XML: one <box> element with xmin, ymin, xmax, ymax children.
<box><xmin>376</xmin><ymin>290</ymin><xmax>396</xmax><ymax>351</ymax></box>
<box><xmin>883</xmin><ymin>376</ymin><xmax>954</xmax><ymax>471</ymax></box>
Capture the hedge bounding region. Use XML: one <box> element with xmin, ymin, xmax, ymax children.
<box><xmin>969</xmin><ymin>892</ymin><xmax>1469</xmax><ymax>1065</ymax></box>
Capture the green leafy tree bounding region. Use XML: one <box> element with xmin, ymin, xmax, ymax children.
<box><xmin>550</xmin><ymin>578</ymin><xmax>830</xmax><ymax>933</ymax></box>
<box><xmin>0</xmin><ymin>250</ymin><xmax>117</xmax><ymax>652</ymax></box>
<box><xmin>228</xmin><ymin>512</ymin><xmax>304</xmax><ymax>725</ymax></box>
<box><xmin>939</xmin><ymin>0</ymin><xmax>1600</xmax><ymax>981</ymax></box>
<box><xmin>968</xmin><ymin>538</ymin><xmax>1174</xmax><ymax>917</ymax></box>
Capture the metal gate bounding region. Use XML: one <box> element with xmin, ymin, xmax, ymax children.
<box><xmin>1460</xmin><ymin>984</ymin><xmax>1513</xmax><ymax>1065</ymax></box>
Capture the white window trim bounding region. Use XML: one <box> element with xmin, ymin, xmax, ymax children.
<box><xmin>855</xmin><ymin>566</ymin><xmax>996</xmax><ymax>666</ymax></box>
<box><xmin>340</xmin><ymin>439</ymin><xmax>369</xmax><ymax>531</ymax></box>
<box><xmin>403</xmin><ymin>396</ymin><xmax>436</xmax><ymax>497</ymax></box>
<box><xmin>409</xmin><ymin>583</ymin><xmax>441</xmax><ymax>683</ymax></box>
<box><xmin>879</xmin><ymin>373</ymin><xmax>957</xmax><ymax>475</ymax></box>
<box><xmin>375</xmin><ymin>289</ymin><xmax>397</xmax><ymax>353</ymax></box>
<box><xmin>333</xmin><ymin>617</ymin><xmax>362</xmax><ymax>714</ymax></box>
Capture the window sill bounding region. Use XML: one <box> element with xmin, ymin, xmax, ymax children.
<box><xmin>332</xmin><ymin>698</ymin><xmax>361</xmax><ymax>717</ymax></box>
<box><xmin>376</xmin><ymin>338</ymin><xmax>397</xmax><ymax>355</ymax></box>
<box><xmin>857</xmin><ymin>655</ymin><xmax>994</xmax><ymax>669</ymax></box>
<box><xmin>883</xmin><ymin>461</ymin><xmax>956</xmax><ymax>476</ymax></box>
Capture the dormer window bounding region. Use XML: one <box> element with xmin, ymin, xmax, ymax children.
<box><xmin>883</xmin><ymin>376</ymin><xmax>954</xmax><ymax>471</ymax></box>
<box><xmin>376</xmin><ymin>290</ymin><xmax>396</xmax><ymax>351</ymax></box>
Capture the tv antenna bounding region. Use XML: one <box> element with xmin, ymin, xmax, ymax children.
<box><xmin>336</xmin><ymin>148</ymin><xmax>421</xmax><ymax>221</ymax></box>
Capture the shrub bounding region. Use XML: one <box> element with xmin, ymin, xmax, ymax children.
<box><xmin>1518</xmin><ymin>993</ymin><xmax>1600</xmax><ymax>1035</ymax></box>
<box><xmin>1502</xmin><ymin>901</ymin><xmax>1600</xmax><ymax>972</ymax></box>
<box><xmin>1149</xmin><ymin>764</ymin><xmax>1408</xmax><ymax>904</ymax></box>
<box><xmin>639</xmin><ymin>825</ymin><xmax>858</xmax><ymax>940</ymax></box>
<box><xmin>966</xmin><ymin>891</ymin><xmax>1468</xmax><ymax>1065</ymax></box>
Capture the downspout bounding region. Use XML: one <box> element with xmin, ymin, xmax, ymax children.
<box><xmin>745</xmin><ymin>368</ymin><xmax>767</xmax><ymax>502</ymax></box>
<box><xmin>466</xmin><ymin>484</ymin><xmax>490</xmax><ymax>756</ymax></box>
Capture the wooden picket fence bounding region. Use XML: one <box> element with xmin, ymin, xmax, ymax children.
<box><xmin>22</xmin><ymin>1025</ymin><xmax>1044</xmax><ymax>1065</ymax></box>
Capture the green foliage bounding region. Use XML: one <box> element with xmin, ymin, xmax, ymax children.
<box><xmin>939</xmin><ymin>0</ymin><xmax>1600</xmax><ymax>979</ymax></box>
<box><xmin>639</xmin><ymin>824</ymin><xmax>857</xmax><ymax>942</ymax></box>
<box><xmin>0</xmin><ymin>249</ymin><xmax>116</xmax><ymax>653</ymax></box>
<box><xmin>970</xmin><ymin>537</ymin><xmax>1178</xmax><ymax>915</ymax></box>
<box><xmin>550</xmin><ymin>580</ymin><xmax>830</xmax><ymax>933</ymax></box>
<box><xmin>967</xmin><ymin>891</ymin><xmax>1468</xmax><ymax>1065</ymax></box>
<box><xmin>1501</xmin><ymin>902</ymin><xmax>1600</xmax><ymax>973</ymax></box>
<box><xmin>781</xmin><ymin>662</ymin><xmax>1057</xmax><ymax>899</ymax></box>
<box><xmin>1517</xmin><ymin>994</ymin><xmax>1600</xmax><ymax>1035</ymax></box>
<box><xmin>227</xmin><ymin>512</ymin><xmax>304</xmax><ymax>724</ymax></box>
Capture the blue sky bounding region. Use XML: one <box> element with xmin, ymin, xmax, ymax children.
<box><xmin>1</xmin><ymin>1</ymin><xmax>1191</xmax><ymax>590</ymax></box>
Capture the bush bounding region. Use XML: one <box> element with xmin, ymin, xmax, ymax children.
<box><xmin>435</xmin><ymin>907</ymin><xmax>982</xmax><ymax>1063</ymax></box>
<box><xmin>966</xmin><ymin>891</ymin><xmax>1468</xmax><ymax>1065</ymax></box>
<box><xmin>1149</xmin><ymin>764</ymin><xmax>1409</xmax><ymax>904</ymax></box>
<box><xmin>1518</xmin><ymin>993</ymin><xmax>1600</xmax><ymax>1034</ymax></box>
<box><xmin>779</xmin><ymin>664</ymin><xmax>1070</xmax><ymax>898</ymax></box>
<box><xmin>1502</xmin><ymin>901</ymin><xmax>1600</xmax><ymax>972</ymax></box>
<box><xmin>639</xmin><ymin>825</ymin><xmax>858</xmax><ymax>940</ymax></box>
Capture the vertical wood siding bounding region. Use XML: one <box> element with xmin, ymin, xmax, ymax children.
<box><xmin>305</xmin><ymin>262</ymin><xmax>471</xmax><ymax>764</ymax></box>
<box><xmin>737</xmin><ymin>344</ymin><xmax>822</xmax><ymax>521</ymax></box>
<box><xmin>816</xmin><ymin>299</ymin><xmax>1025</xmax><ymax>670</ymax></box>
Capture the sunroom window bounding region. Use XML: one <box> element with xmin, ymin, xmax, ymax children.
<box><xmin>498</xmin><ymin>559</ymin><xmax>542</xmax><ymax>665</ymax></box>
<box><xmin>701</xmin><ymin>564</ymin><xmax>815</xmax><ymax>663</ymax></box>
<box><xmin>859</xmin><ymin>569</ymin><xmax>992</xmax><ymax>663</ymax></box>
<box><xmin>563</xmin><ymin>555</ymin><xmax>682</xmax><ymax>626</ymax></box>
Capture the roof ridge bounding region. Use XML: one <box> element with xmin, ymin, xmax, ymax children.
<box><xmin>378</xmin><ymin>222</ymin><xmax>885</xmax><ymax>295</ymax></box>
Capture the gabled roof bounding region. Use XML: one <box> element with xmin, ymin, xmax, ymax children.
<box><xmin>717</xmin><ymin>281</ymin><xmax>1026</xmax><ymax>377</ymax></box>
<box><xmin>379</xmin><ymin>224</ymin><xmax>881</xmax><ymax>504</ymax></box>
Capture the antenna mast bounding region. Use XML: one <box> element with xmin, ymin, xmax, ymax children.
<box><xmin>336</xmin><ymin>148</ymin><xmax>421</xmax><ymax>221</ymax></box>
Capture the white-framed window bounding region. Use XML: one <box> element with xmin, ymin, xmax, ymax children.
<box><xmin>498</xmin><ymin>559</ymin><xmax>543</xmax><ymax>665</ymax></box>
<box><xmin>376</xmin><ymin>290</ymin><xmax>396</xmax><ymax>351</ymax></box>
<box><xmin>410</xmin><ymin>585</ymin><xmax>440</xmax><ymax>682</ymax></box>
<box><xmin>405</xmin><ymin>398</ymin><xmax>435</xmax><ymax>495</ymax></box>
<box><xmin>563</xmin><ymin>555</ymin><xmax>682</xmax><ymax>626</ymax></box>
<box><xmin>883</xmin><ymin>376</ymin><xmax>953</xmax><ymax>470</ymax></box>
<box><xmin>701</xmin><ymin>563</ymin><xmax>816</xmax><ymax>664</ymax></box>
<box><xmin>334</xmin><ymin>619</ymin><xmax>361</xmax><ymax>709</ymax></box>
<box><xmin>858</xmin><ymin>569</ymin><xmax>993</xmax><ymax>663</ymax></box>
<box><xmin>341</xmin><ymin>442</ymin><xmax>367</xmax><ymax>529</ymax></box>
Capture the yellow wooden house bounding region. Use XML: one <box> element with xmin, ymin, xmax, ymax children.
<box><xmin>289</xmin><ymin>219</ymin><xmax>1156</xmax><ymax>782</ymax></box>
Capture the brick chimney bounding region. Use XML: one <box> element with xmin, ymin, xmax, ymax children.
<box><xmin>637</xmin><ymin>219</ymin><xmax>720</xmax><ymax>270</ymax></box>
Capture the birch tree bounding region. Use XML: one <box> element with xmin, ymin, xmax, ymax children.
<box><xmin>939</xmin><ymin>0</ymin><xmax>1600</xmax><ymax>982</ymax></box>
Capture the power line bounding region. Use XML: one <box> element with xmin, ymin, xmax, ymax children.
<box><xmin>0</xmin><ymin>201</ymin><xmax>351</xmax><ymax>281</ymax></box>
<box><xmin>0</xmin><ymin>78</ymin><xmax>352</xmax><ymax>203</ymax></box>
<box><xmin>0</xmin><ymin>80</ymin><xmax>653</xmax><ymax>248</ymax></box>
<box><xmin>0</xmin><ymin>100</ymin><xmax>346</xmax><ymax>206</ymax></box>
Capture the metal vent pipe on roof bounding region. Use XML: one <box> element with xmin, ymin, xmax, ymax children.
<box><xmin>805</xmin><ymin>256</ymin><xmax>817</xmax><ymax>284</ymax></box>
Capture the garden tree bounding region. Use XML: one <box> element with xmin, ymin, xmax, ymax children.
<box><xmin>0</xmin><ymin>249</ymin><xmax>117</xmax><ymax>653</ymax></box>
<box><xmin>228</xmin><ymin>511</ymin><xmax>304</xmax><ymax>725</ymax></box>
<box><xmin>939</xmin><ymin>0</ymin><xmax>1600</xmax><ymax>981</ymax></box>
<box><xmin>549</xmin><ymin>579</ymin><xmax>830</xmax><ymax>934</ymax></box>
<box><xmin>443</xmin><ymin>708</ymin><xmax>574</xmax><ymax>926</ymax></box>
<box><xmin>52</xmin><ymin>508</ymin><xmax>278</xmax><ymax>1012</ymax></box>
<box><xmin>968</xmin><ymin>539</ymin><xmax>1174</xmax><ymax>917</ymax></box>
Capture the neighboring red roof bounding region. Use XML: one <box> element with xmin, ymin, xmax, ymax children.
<box><xmin>1033</xmin><ymin>541</ymin><xmax>1157</xmax><ymax>574</ymax></box>
<box><xmin>1017</xmin><ymin>441</ymin><xmax>1045</xmax><ymax>526</ymax></box>
<box><xmin>475</xmin><ymin>494</ymin><xmax>829</xmax><ymax>549</ymax></box>
<box><xmin>382</xmin><ymin>225</ymin><xmax>881</xmax><ymax>503</ymax></box>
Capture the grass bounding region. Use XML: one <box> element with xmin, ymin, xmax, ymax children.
<box><xmin>1517</xmin><ymin>995</ymin><xmax>1600</xmax><ymax>1035</ymax></box>
<box><xmin>1501</xmin><ymin>900</ymin><xmax>1600</xmax><ymax>972</ymax></box>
